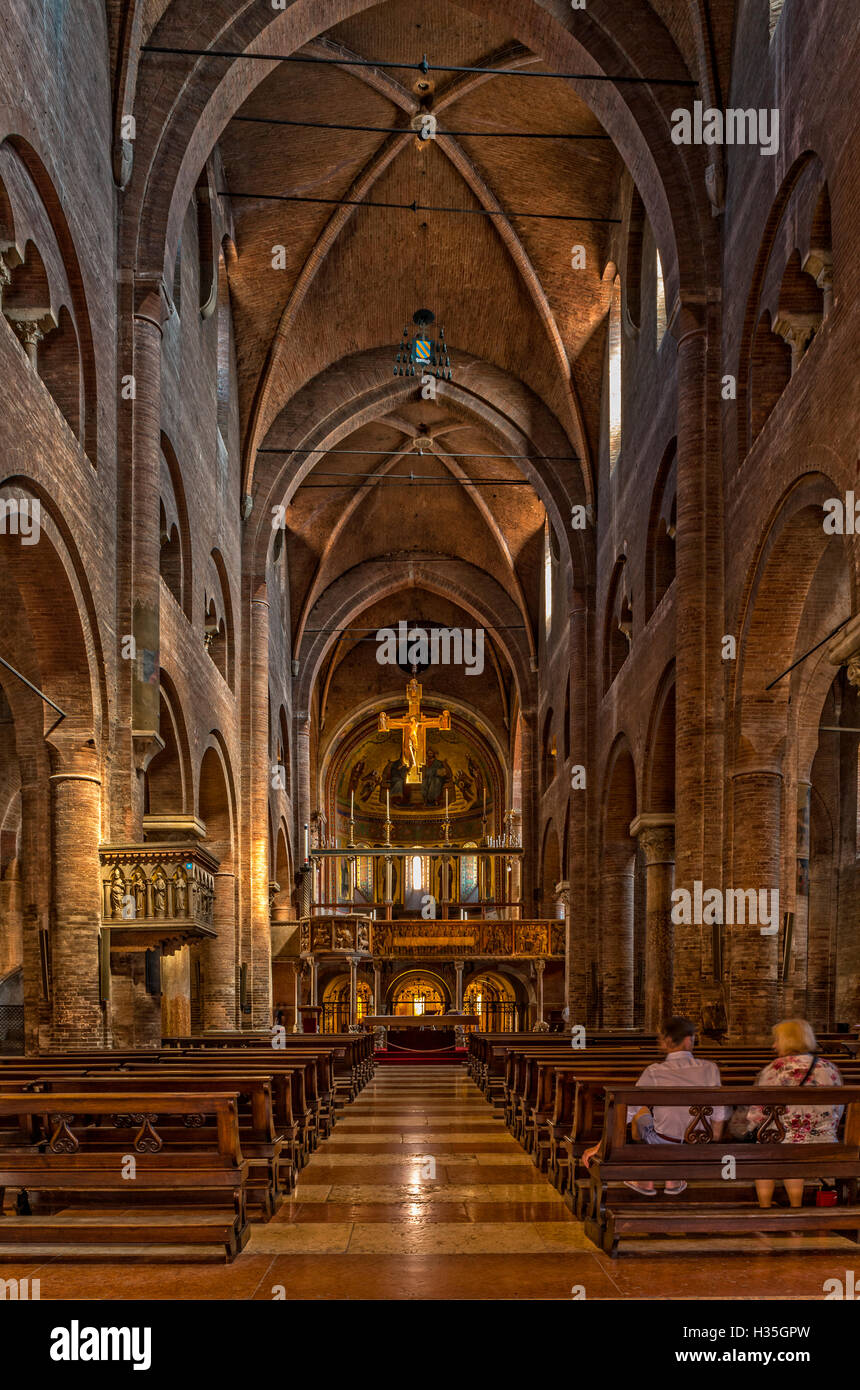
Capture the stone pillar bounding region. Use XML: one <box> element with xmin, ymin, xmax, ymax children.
<box><xmin>519</xmin><ymin>711</ymin><xmax>539</xmax><ymax>913</ymax></box>
<box><xmin>309</xmin><ymin>955</ymin><xmax>318</xmax><ymax>1008</ymax></box>
<box><xmin>454</xmin><ymin>958</ymin><xmax>464</xmax><ymax>1012</ymax></box>
<box><xmin>534</xmin><ymin>958</ymin><xmax>546</xmax><ymax>1024</ymax></box>
<box><xmin>792</xmin><ymin>780</ymin><xmax>811</xmax><ymax>1017</ymax></box>
<box><xmin>296</xmin><ymin>714</ymin><xmax>312</xmax><ymax>850</ymax></box>
<box><xmin>631</xmin><ymin>816</ymin><xmax>675</xmax><ymax>1031</ymax></box>
<box><xmin>130</xmin><ymin>280</ymin><xmax>168</xmax><ymax>753</ymax></box>
<box><xmin>672</xmin><ymin>314</ymin><xmax>709</xmax><ymax>1020</ymax></box>
<box><xmin>293</xmin><ymin>962</ymin><xmax>303</xmax><ymax>1031</ymax></box>
<box><xmin>373</xmin><ymin>959</ymin><xmax>382</xmax><ymax>1014</ymax></box>
<box><xmin>249</xmin><ymin>586</ymin><xmax>271</xmax><ymax>1026</ymax></box>
<box><xmin>348</xmin><ymin>954</ymin><xmax>359</xmax><ymax>1027</ymax></box>
<box><xmin>554</xmin><ymin>879</ymin><xmax>574</xmax><ymax>1019</ymax></box>
<box><xmin>204</xmin><ymin>870</ymin><xmax>236</xmax><ymax>1029</ymax></box>
<box><xmin>600</xmin><ymin>843</ymin><xmax>635</xmax><ymax>1027</ymax></box>
<box><xmin>48</xmin><ymin>742</ymin><xmax>106</xmax><ymax>1047</ymax></box>
<box><xmin>728</xmin><ymin>769</ymin><xmax>783</xmax><ymax>1041</ymax></box>
<box><xmin>161</xmin><ymin>945</ymin><xmax>191</xmax><ymax>1036</ymax></box>
<box><xmin>0</xmin><ymin>860</ymin><xmax>22</xmax><ymax>978</ymax></box>
<box><xmin>19</xmin><ymin>778</ymin><xmax>51</xmax><ymax>1050</ymax></box>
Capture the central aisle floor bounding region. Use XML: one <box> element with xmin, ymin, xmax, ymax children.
<box><xmin>243</xmin><ymin>1063</ymin><xmax>852</xmax><ymax>1300</ymax></box>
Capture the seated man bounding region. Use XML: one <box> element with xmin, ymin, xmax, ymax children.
<box><xmin>583</xmin><ymin>1016</ymin><xmax>730</xmax><ymax>1195</ymax></box>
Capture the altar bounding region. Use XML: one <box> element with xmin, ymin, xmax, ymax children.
<box><xmin>363</xmin><ymin>1014</ymin><xmax>479</xmax><ymax>1052</ymax></box>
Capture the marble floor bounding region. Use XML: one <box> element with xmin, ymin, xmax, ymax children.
<box><xmin>5</xmin><ymin>1065</ymin><xmax>855</xmax><ymax>1299</ymax></box>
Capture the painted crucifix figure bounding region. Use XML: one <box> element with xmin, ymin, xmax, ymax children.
<box><xmin>378</xmin><ymin>677</ymin><xmax>451</xmax><ymax>784</ymax></box>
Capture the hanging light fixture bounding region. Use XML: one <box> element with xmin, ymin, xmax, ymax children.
<box><xmin>394</xmin><ymin>308</ymin><xmax>453</xmax><ymax>380</ymax></box>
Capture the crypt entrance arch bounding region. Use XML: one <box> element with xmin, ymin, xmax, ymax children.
<box><xmin>388</xmin><ymin>970</ymin><xmax>450</xmax><ymax>1017</ymax></box>
<box><xmin>463</xmin><ymin>970</ymin><xmax>517</xmax><ymax>1031</ymax></box>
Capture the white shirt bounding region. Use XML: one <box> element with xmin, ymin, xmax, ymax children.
<box><xmin>626</xmin><ymin>1049</ymin><xmax>731</xmax><ymax>1139</ymax></box>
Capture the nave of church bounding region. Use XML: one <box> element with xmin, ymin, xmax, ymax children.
<box><xmin>6</xmin><ymin>1065</ymin><xmax>856</xmax><ymax>1302</ymax></box>
<box><xmin>0</xmin><ymin>0</ymin><xmax>858</xmax><ymax>1329</ymax></box>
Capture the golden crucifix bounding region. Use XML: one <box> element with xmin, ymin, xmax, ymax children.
<box><xmin>378</xmin><ymin>677</ymin><xmax>451</xmax><ymax>783</ymax></box>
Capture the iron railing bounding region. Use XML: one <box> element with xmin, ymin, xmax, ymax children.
<box><xmin>0</xmin><ymin>1005</ymin><xmax>24</xmax><ymax>1054</ymax></box>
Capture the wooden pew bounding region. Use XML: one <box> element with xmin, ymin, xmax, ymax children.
<box><xmin>0</xmin><ymin>1091</ymin><xmax>250</xmax><ymax>1261</ymax></box>
<box><xmin>0</xmin><ymin>1049</ymin><xmax>325</xmax><ymax>1162</ymax></box>
<box><xmin>0</xmin><ymin>1070</ymin><xmax>292</xmax><ymax>1215</ymax></box>
<box><xmin>161</xmin><ymin>1032</ymin><xmax>373</xmax><ymax>1099</ymax></box>
<box><xmin>584</xmin><ymin>1084</ymin><xmax>860</xmax><ymax>1256</ymax></box>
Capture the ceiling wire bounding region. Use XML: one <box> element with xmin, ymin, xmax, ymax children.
<box><xmin>142</xmin><ymin>44</ymin><xmax>698</xmax><ymax>87</ymax></box>
<box><xmin>231</xmin><ymin>114</ymin><xmax>613</xmax><ymax>140</ymax></box>
<box><xmin>257</xmin><ymin>448</ymin><xmax>582</xmax><ymax>461</ymax></box>
<box><xmin>219</xmin><ymin>189</ymin><xmax>619</xmax><ymax>222</ymax></box>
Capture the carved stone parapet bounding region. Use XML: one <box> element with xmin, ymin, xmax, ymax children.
<box><xmin>99</xmin><ymin>841</ymin><xmax>220</xmax><ymax>949</ymax></box>
<box><xmin>298</xmin><ymin>914</ymin><xmax>373</xmax><ymax>957</ymax></box>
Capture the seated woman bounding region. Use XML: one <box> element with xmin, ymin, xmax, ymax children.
<box><xmin>746</xmin><ymin>1018</ymin><xmax>843</xmax><ymax>1210</ymax></box>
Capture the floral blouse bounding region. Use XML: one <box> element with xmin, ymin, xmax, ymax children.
<box><xmin>746</xmin><ymin>1053</ymin><xmax>843</xmax><ymax>1143</ymax></box>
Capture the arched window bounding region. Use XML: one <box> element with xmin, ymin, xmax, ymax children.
<box><xmin>769</xmin><ymin>0</ymin><xmax>785</xmax><ymax>40</ymax></box>
<box><xmin>655</xmin><ymin>250</ymin><xmax>667</xmax><ymax>346</ymax></box>
<box><xmin>355</xmin><ymin>849</ymin><xmax>373</xmax><ymax>898</ymax></box>
<box><xmin>608</xmin><ymin>273</ymin><xmax>622</xmax><ymax>470</ymax></box>
<box><xmin>460</xmin><ymin>846</ymin><xmax>478</xmax><ymax>900</ymax></box>
<box><xmin>407</xmin><ymin>853</ymin><xmax>426</xmax><ymax>892</ymax></box>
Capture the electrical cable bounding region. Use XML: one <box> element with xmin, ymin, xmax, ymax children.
<box><xmin>142</xmin><ymin>44</ymin><xmax>698</xmax><ymax>87</ymax></box>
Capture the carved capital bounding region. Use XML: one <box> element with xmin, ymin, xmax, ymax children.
<box><xmin>6</xmin><ymin>308</ymin><xmax>57</xmax><ymax>366</ymax></box>
<box><xmin>133</xmin><ymin>274</ymin><xmax>172</xmax><ymax>330</ymax></box>
<box><xmin>802</xmin><ymin>247</ymin><xmax>833</xmax><ymax>312</ymax></box>
<box><xmin>827</xmin><ymin>614</ymin><xmax>860</xmax><ymax>688</ymax></box>
<box><xmin>132</xmin><ymin>729</ymin><xmax>165</xmax><ymax>776</ymax></box>
<box><xmin>630</xmin><ymin>814</ymin><xmax>675</xmax><ymax>864</ymax></box>
<box><xmin>772</xmin><ymin>311</ymin><xmax>819</xmax><ymax>370</ymax></box>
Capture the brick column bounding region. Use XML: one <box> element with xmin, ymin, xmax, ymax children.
<box><xmin>348</xmin><ymin>954</ymin><xmax>359</xmax><ymax>1027</ymax></box>
<box><xmin>672</xmin><ymin>317</ymin><xmax>709</xmax><ymax>1019</ymax></box>
<box><xmin>792</xmin><ymin>780</ymin><xmax>811</xmax><ymax>1017</ymax></box>
<box><xmin>454</xmin><ymin>958</ymin><xmax>464</xmax><ymax>1012</ymax></box>
<box><xmin>600</xmin><ymin>843</ymin><xmax>635</xmax><ymax>1027</ymax></box>
<box><xmin>130</xmin><ymin>280</ymin><xmax>168</xmax><ymax>757</ymax></box>
<box><xmin>728</xmin><ymin>769</ymin><xmax>782</xmax><ymax>1041</ymax></box>
<box><xmin>19</xmin><ymin>778</ymin><xmax>51</xmax><ymax>1050</ymax></box>
<box><xmin>519</xmin><ymin>710</ymin><xmax>539</xmax><ymax>911</ymax></box>
<box><xmin>631</xmin><ymin>815</ymin><xmax>675</xmax><ymax>1031</ymax></box>
<box><xmin>567</xmin><ymin>591</ymin><xmax>591</xmax><ymax>1021</ymax></box>
<box><xmin>204</xmin><ymin>870</ymin><xmax>237</xmax><ymax>1028</ymax></box>
<box><xmin>249</xmin><ymin>586</ymin><xmax>271</xmax><ymax>1026</ymax></box>
<box><xmin>534</xmin><ymin>957</ymin><xmax>545</xmax><ymax>1024</ymax></box>
<box><xmin>0</xmin><ymin>860</ymin><xmax>22</xmax><ymax>977</ymax></box>
<box><xmin>49</xmin><ymin>743</ymin><xmax>106</xmax><ymax>1047</ymax></box>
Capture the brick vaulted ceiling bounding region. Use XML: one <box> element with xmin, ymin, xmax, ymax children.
<box><xmin>122</xmin><ymin>0</ymin><xmax>717</xmax><ymax>727</ymax></box>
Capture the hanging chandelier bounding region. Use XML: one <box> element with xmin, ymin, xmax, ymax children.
<box><xmin>394</xmin><ymin>308</ymin><xmax>452</xmax><ymax>380</ymax></box>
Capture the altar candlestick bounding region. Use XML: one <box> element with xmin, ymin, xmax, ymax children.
<box><xmin>350</xmin><ymin>789</ymin><xmax>354</xmax><ymax>820</ymax></box>
<box><xmin>386</xmin><ymin>788</ymin><xmax>390</xmax><ymax>819</ymax></box>
<box><xmin>303</xmin><ymin>823</ymin><xmax>309</xmax><ymax>861</ymax></box>
<box><xmin>483</xmin><ymin>786</ymin><xmax>486</xmax><ymax>816</ymax></box>
<box><xmin>445</xmin><ymin>788</ymin><xmax>449</xmax><ymax>816</ymax></box>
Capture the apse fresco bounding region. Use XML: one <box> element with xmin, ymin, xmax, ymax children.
<box><xmin>335</xmin><ymin>722</ymin><xmax>497</xmax><ymax>833</ymax></box>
